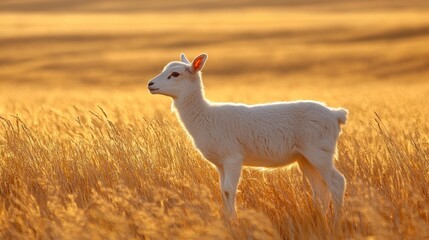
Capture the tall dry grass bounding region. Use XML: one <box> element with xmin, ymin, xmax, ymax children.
<box><xmin>0</xmin><ymin>82</ymin><xmax>428</xmax><ymax>239</ymax></box>
<box><xmin>1</xmin><ymin>1</ymin><xmax>429</xmax><ymax>239</ymax></box>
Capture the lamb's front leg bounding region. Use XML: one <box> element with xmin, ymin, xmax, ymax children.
<box><xmin>217</xmin><ymin>156</ymin><xmax>243</xmax><ymax>218</ymax></box>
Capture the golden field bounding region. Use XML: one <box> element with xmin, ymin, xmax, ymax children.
<box><xmin>0</xmin><ymin>1</ymin><xmax>429</xmax><ymax>239</ymax></box>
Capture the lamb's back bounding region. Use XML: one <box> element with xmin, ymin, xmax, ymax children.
<box><xmin>207</xmin><ymin>101</ymin><xmax>338</xmax><ymax>163</ymax></box>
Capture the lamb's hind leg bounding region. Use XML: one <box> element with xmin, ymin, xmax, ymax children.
<box><xmin>300</xmin><ymin>145</ymin><xmax>346</xmax><ymax>221</ymax></box>
<box><xmin>298</xmin><ymin>156</ymin><xmax>330</xmax><ymax>213</ymax></box>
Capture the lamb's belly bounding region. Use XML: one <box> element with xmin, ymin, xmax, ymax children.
<box><xmin>243</xmin><ymin>151</ymin><xmax>300</xmax><ymax>168</ymax></box>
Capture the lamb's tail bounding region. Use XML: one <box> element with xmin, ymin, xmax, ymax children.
<box><xmin>332</xmin><ymin>108</ymin><xmax>348</xmax><ymax>125</ymax></box>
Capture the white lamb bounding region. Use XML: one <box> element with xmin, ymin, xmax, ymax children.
<box><xmin>148</xmin><ymin>53</ymin><xmax>348</xmax><ymax>220</ymax></box>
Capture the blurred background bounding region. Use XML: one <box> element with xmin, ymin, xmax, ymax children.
<box><xmin>1</xmin><ymin>3</ymin><xmax>429</xmax><ymax>239</ymax></box>
<box><xmin>1</xmin><ymin>0</ymin><xmax>429</xmax><ymax>89</ymax></box>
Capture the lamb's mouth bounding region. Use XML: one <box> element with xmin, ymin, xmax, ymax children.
<box><xmin>149</xmin><ymin>88</ymin><xmax>159</xmax><ymax>91</ymax></box>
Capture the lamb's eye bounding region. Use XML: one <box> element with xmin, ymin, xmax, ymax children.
<box><xmin>171</xmin><ymin>72</ymin><xmax>180</xmax><ymax>78</ymax></box>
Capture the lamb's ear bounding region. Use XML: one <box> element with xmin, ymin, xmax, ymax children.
<box><xmin>191</xmin><ymin>53</ymin><xmax>208</xmax><ymax>72</ymax></box>
<box><xmin>180</xmin><ymin>53</ymin><xmax>190</xmax><ymax>64</ymax></box>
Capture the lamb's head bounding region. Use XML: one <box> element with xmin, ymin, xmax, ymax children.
<box><xmin>148</xmin><ymin>53</ymin><xmax>207</xmax><ymax>98</ymax></box>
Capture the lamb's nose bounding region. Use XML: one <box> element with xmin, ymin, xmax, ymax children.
<box><xmin>148</xmin><ymin>82</ymin><xmax>154</xmax><ymax>86</ymax></box>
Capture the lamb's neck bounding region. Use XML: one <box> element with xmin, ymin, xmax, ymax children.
<box><xmin>173</xmin><ymin>89</ymin><xmax>210</xmax><ymax>135</ymax></box>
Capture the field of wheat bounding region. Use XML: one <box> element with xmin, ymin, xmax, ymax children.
<box><xmin>1</xmin><ymin>1</ymin><xmax>429</xmax><ymax>239</ymax></box>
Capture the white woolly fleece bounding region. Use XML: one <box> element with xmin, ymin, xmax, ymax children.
<box><xmin>148</xmin><ymin>53</ymin><xmax>347</xmax><ymax>221</ymax></box>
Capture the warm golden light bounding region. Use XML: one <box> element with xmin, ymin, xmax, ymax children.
<box><xmin>0</xmin><ymin>0</ymin><xmax>428</xmax><ymax>239</ymax></box>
